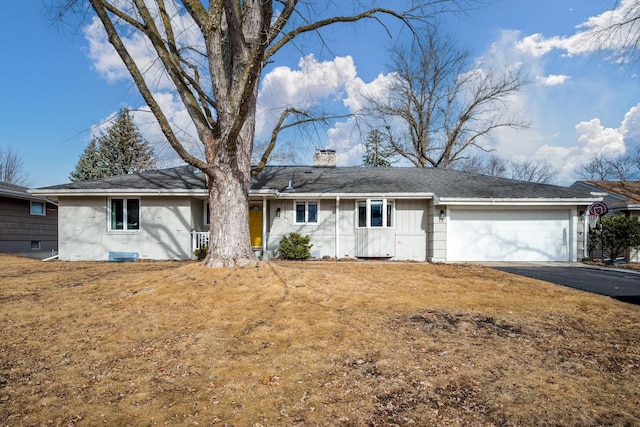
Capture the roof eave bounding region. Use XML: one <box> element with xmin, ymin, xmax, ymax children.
<box><xmin>31</xmin><ymin>188</ymin><xmax>209</xmax><ymax>197</ymax></box>
<box><xmin>612</xmin><ymin>204</ymin><xmax>640</xmax><ymax>211</ymax></box>
<box><xmin>3</xmin><ymin>189</ymin><xmax>47</xmax><ymax>202</ymax></box>
<box><xmin>274</xmin><ymin>192</ymin><xmax>436</xmax><ymax>199</ymax></box>
<box><xmin>437</xmin><ymin>197</ymin><xmax>600</xmax><ymax>206</ymax></box>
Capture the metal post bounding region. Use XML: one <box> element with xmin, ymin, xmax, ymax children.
<box><xmin>600</xmin><ymin>217</ymin><xmax>604</xmax><ymax>262</ymax></box>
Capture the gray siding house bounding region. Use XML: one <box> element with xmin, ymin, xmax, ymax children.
<box><xmin>0</xmin><ymin>182</ymin><xmax>58</xmax><ymax>258</ymax></box>
<box><xmin>33</xmin><ymin>153</ymin><xmax>597</xmax><ymax>262</ymax></box>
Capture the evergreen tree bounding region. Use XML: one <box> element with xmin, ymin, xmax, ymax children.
<box><xmin>69</xmin><ymin>140</ymin><xmax>104</xmax><ymax>182</ymax></box>
<box><xmin>70</xmin><ymin>109</ymin><xmax>157</xmax><ymax>182</ymax></box>
<box><xmin>362</xmin><ymin>129</ymin><xmax>394</xmax><ymax>167</ymax></box>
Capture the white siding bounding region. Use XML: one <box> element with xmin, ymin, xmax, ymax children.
<box><xmin>267</xmin><ymin>198</ymin><xmax>430</xmax><ymax>260</ymax></box>
<box><xmin>58</xmin><ymin>196</ymin><xmax>193</xmax><ymax>261</ymax></box>
<box><xmin>355</xmin><ymin>228</ymin><xmax>396</xmax><ymax>257</ymax></box>
<box><xmin>266</xmin><ymin>199</ymin><xmax>337</xmax><ymax>258</ymax></box>
<box><xmin>394</xmin><ymin>199</ymin><xmax>428</xmax><ymax>261</ymax></box>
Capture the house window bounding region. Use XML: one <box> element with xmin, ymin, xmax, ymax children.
<box><xmin>357</xmin><ymin>199</ymin><xmax>394</xmax><ymax>228</ymax></box>
<box><xmin>31</xmin><ymin>241</ymin><xmax>41</xmax><ymax>250</ymax></box>
<box><xmin>295</xmin><ymin>201</ymin><xmax>318</xmax><ymax>224</ymax></box>
<box><xmin>110</xmin><ymin>198</ymin><xmax>140</xmax><ymax>231</ymax></box>
<box><xmin>30</xmin><ymin>201</ymin><xmax>45</xmax><ymax>216</ymax></box>
<box><xmin>204</xmin><ymin>202</ymin><xmax>210</xmax><ymax>225</ymax></box>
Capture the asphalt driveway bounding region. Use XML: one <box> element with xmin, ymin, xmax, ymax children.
<box><xmin>490</xmin><ymin>264</ymin><xmax>640</xmax><ymax>305</ymax></box>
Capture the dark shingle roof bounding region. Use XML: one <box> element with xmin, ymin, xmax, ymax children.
<box><xmin>38</xmin><ymin>165</ymin><xmax>593</xmax><ymax>199</ymax></box>
<box><xmin>40</xmin><ymin>166</ymin><xmax>206</xmax><ymax>191</ymax></box>
<box><xmin>0</xmin><ymin>181</ymin><xmax>43</xmax><ymax>201</ymax></box>
<box><xmin>254</xmin><ymin>166</ymin><xmax>592</xmax><ymax>199</ymax></box>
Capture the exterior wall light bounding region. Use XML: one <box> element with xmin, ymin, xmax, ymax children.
<box><xmin>276</xmin><ymin>207</ymin><xmax>281</xmax><ymax>218</ymax></box>
<box><xmin>439</xmin><ymin>210</ymin><xmax>446</xmax><ymax>221</ymax></box>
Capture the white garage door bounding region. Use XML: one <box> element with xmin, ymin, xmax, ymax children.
<box><xmin>447</xmin><ymin>209</ymin><xmax>571</xmax><ymax>262</ymax></box>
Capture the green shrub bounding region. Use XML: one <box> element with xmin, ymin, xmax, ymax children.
<box><xmin>194</xmin><ymin>245</ymin><xmax>208</xmax><ymax>261</ymax></box>
<box><xmin>279</xmin><ymin>233</ymin><xmax>313</xmax><ymax>260</ymax></box>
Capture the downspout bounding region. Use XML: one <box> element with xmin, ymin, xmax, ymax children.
<box><xmin>335</xmin><ymin>196</ymin><xmax>340</xmax><ymax>259</ymax></box>
<box><xmin>262</xmin><ymin>198</ymin><xmax>268</xmax><ymax>256</ymax></box>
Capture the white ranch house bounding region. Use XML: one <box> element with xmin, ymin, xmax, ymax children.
<box><xmin>33</xmin><ymin>151</ymin><xmax>598</xmax><ymax>263</ymax></box>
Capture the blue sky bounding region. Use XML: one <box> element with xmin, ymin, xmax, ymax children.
<box><xmin>0</xmin><ymin>1</ymin><xmax>638</xmax><ymax>187</ymax></box>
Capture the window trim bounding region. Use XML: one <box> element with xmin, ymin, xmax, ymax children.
<box><xmin>30</xmin><ymin>201</ymin><xmax>45</xmax><ymax>216</ymax></box>
<box><xmin>108</xmin><ymin>197</ymin><xmax>141</xmax><ymax>232</ymax></box>
<box><xmin>356</xmin><ymin>199</ymin><xmax>395</xmax><ymax>228</ymax></box>
<box><xmin>294</xmin><ymin>200</ymin><xmax>319</xmax><ymax>224</ymax></box>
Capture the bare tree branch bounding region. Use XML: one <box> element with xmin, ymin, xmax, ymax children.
<box><xmin>0</xmin><ymin>147</ymin><xmax>32</xmax><ymax>187</ymax></box>
<box><xmin>251</xmin><ymin>108</ymin><xmax>352</xmax><ymax>176</ymax></box>
<box><xmin>364</xmin><ymin>25</ymin><xmax>529</xmax><ymax>168</ymax></box>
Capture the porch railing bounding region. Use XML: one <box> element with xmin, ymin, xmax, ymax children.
<box><xmin>192</xmin><ymin>231</ymin><xmax>210</xmax><ymax>251</ymax></box>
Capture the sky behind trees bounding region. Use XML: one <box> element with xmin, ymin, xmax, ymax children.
<box><xmin>0</xmin><ymin>0</ymin><xmax>638</xmax><ymax>186</ymax></box>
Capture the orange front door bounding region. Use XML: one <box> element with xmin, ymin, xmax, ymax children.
<box><xmin>249</xmin><ymin>203</ymin><xmax>263</xmax><ymax>247</ymax></box>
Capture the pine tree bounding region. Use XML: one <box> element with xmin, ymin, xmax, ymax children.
<box><xmin>362</xmin><ymin>129</ymin><xmax>394</xmax><ymax>167</ymax></box>
<box><xmin>69</xmin><ymin>140</ymin><xmax>104</xmax><ymax>182</ymax></box>
<box><xmin>70</xmin><ymin>109</ymin><xmax>157</xmax><ymax>182</ymax></box>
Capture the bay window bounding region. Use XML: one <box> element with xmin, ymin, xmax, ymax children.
<box><xmin>357</xmin><ymin>199</ymin><xmax>394</xmax><ymax>228</ymax></box>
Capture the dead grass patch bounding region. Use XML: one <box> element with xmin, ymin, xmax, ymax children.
<box><xmin>1</xmin><ymin>255</ymin><xmax>638</xmax><ymax>426</ymax></box>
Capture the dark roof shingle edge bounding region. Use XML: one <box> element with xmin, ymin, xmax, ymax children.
<box><xmin>37</xmin><ymin>165</ymin><xmax>595</xmax><ymax>200</ymax></box>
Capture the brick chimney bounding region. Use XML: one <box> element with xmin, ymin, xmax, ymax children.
<box><xmin>313</xmin><ymin>149</ymin><xmax>336</xmax><ymax>167</ymax></box>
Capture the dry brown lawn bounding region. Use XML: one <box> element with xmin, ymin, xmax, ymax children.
<box><xmin>1</xmin><ymin>254</ymin><xmax>639</xmax><ymax>426</ymax></box>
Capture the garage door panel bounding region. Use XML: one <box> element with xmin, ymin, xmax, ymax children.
<box><xmin>447</xmin><ymin>209</ymin><xmax>570</xmax><ymax>262</ymax></box>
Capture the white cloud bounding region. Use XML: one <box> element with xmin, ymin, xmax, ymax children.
<box><xmin>575</xmin><ymin>118</ymin><xmax>625</xmax><ymax>155</ymax></box>
<box><xmin>255</xmin><ymin>55</ymin><xmax>396</xmax><ymax>166</ymax></box>
<box><xmin>83</xmin><ymin>6</ymin><xmax>204</xmax><ymax>92</ymax></box>
<box><xmin>620</xmin><ymin>104</ymin><xmax>640</xmax><ymax>148</ymax></box>
<box><xmin>83</xmin><ymin>17</ymin><xmax>131</xmax><ymax>83</ymax></box>
<box><xmin>255</xmin><ymin>55</ymin><xmax>359</xmax><ymax>139</ymax></box>
<box><xmin>468</xmin><ymin>26</ymin><xmax>640</xmax><ymax>183</ymax></box>
<box><xmin>515</xmin><ymin>33</ymin><xmax>561</xmax><ymax>57</ymax></box>
<box><xmin>343</xmin><ymin>72</ymin><xmax>395</xmax><ymax>112</ymax></box>
<box><xmin>532</xmin><ymin>104</ymin><xmax>640</xmax><ymax>183</ymax></box>
<box><xmin>537</xmin><ymin>74</ymin><xmax>570</xmax><ymax>86</ymax></box>
<box><xmin>515</xmin><ymin>0</ymin><xmax>639</xmax><ymax>61</ymax></box>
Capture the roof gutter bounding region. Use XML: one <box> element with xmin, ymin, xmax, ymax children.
<box><xmin>611</xmin><ymin>203</ymin><xmax>640</xmax><ymax>211</ymax></box>
<box><xmin>436</xmin><ymin>197</ymin><xmax>600</xmax><ymax>206</ymax></box>
<box><xmin>31</xmin><ymin>188</ymin><xmax>211</xmax><ymax>197</ymax></box>
<box><xmin>274</xmin><ymin>192</ymin><xmax>436</xmax><ymax>199</ymax></box>
<box><xmin>2</xmin><ymin>188</ymin><xmax>49</xmax><ymax>202</ymax></box>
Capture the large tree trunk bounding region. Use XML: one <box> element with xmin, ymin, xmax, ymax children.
<box><xmin>204</xmin><ymin>163</ymin><xmax>256</xmax><ymax>268</ymax></box>
<box><xmin>202</xmin><ymin>95</ymin><xmax>258</xmax><ymax>269</ymax></box>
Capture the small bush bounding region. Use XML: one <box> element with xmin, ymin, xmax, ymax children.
<box><xmin>279</xmin><ymin>233</ymin><xmax>313</xmax><ymax>260</ymax></box>
<box><xmin>194</xmin><ymin>245</ymin><xmax>208</xmax><ymax>261</ymax></box>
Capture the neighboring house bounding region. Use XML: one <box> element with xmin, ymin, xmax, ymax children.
<box><xmin>571</xmin><ymin>181</ymin><xmax>640</xmax><ymax>262</ymax></box>
<box><xmin>33</xmin><ymin>151</ymin><xmax>598</xmax><ymax>263</ymax></box>
<box><xmin>0</xmin><ymin>181</ymin><xmax>58</xmax><ymax>259</ymax></box>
